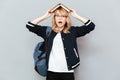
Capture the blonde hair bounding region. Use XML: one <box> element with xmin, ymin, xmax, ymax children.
<box><xmin>52</xmin><ymin>7</ymin><xmax>71</xmax><ymax>33</ymax></box>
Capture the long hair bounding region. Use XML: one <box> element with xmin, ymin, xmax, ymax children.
<box><xmin>52</xmin><ymin>7</ymin><xmax>71</xmax><ymax>33</ymax></box>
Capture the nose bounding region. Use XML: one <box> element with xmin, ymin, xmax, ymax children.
<box><xmin>58</xmin><ymin>16</ymin><xmax>63</xmax><ymax>19</ymax></box>
<box><xmin>57</xmin><ymin>16</ymin><xmax>63</xmax><ymax>20</ymax></box>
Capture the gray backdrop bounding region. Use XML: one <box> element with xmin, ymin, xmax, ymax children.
<box><xmin>0</xmin><ymin>0</ymin><xmax>120</xmax><ymax>80</ymax></box>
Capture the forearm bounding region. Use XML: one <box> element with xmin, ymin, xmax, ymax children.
<box><xmin>70</xmin><ymin>9</ymin><xmax>89</xmax><ymax>24</ymax></box>
<box><xmin>31</xmin><ymin>10</ymin><xmax>52</xmax><ymax>25</ymax></box>
<box><xmin>73</xmin><ymin>14</ymin><xmax>88</xmax><ymax>24</ymax></box>
<box><xmin>31</xmin><ymin>15</ymin><xmax>48</xmax><ymax>25</ymax></box>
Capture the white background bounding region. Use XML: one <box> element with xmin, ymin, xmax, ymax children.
<box><xmin>0</xmin><ymin>0</ymin><xmax>120</xmax><ymax>80</ymax></box>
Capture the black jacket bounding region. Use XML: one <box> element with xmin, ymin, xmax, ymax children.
<box><xmin>26</xmin><ymin>20</ymin><xmax>95</xmax><ymax>70</ymax></box>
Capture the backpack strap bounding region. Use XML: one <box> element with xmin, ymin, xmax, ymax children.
<box><xmin>45</xmin><ymin>27</ymin><xmax>52</xmax><ymax>52</ymax></box>
<box><xmin>46</xmin><ymin>27</ymin><xmax>52</xmax><ymax>37</ymax></box>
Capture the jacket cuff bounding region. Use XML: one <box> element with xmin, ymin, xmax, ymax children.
<box><xmin>26</xmin><ymin>21</ymin><xmax>36</xmax><ymax>27</ymax></box>
<box><xmin>84</xmin><ymin>20</ymin><xmax>91</xmax><ymax>26</ymax></box>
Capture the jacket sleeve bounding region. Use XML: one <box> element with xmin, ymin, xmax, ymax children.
<box><xmin>26</xmin><ymin>21</ymin><xmax>47</xmax><ymax>39</ymax></box>
<box><xmin>75</xmin><ymin>20</ymin><xmax>95</xmax><ymax>37</ymax></box>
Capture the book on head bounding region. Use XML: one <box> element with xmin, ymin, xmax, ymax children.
<box><xmin>50</xmin><ymin>3</ymin><xmax>71</xmax><ymax>13</ymax></box>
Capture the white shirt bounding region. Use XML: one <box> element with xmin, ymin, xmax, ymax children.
<box><xmin>48</xmin><ymin>32</ymin><xmax>74</xmax><ymax>72</ymax></box>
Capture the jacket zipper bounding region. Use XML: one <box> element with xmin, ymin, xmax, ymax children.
<box><xmin>73</xmin><ymin>48</ymin><xmax>78</xmax><ymax>58</ymax></box>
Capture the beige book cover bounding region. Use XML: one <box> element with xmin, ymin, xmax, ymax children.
<box><xmin>50</xmin><ymin>3</ymin><xmax>71</xmax><ymax>12</ymax></box>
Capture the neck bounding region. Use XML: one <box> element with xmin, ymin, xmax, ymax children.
<box><xmin>57</xmin><ymin>26</ymin><xmax>64</xmax><ymax>31</ymax></box>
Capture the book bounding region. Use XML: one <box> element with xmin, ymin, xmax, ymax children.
<box><xmin>50</xmin><ymin>3</ymin><xmax>71</xmax><ymax>13</ymax></box>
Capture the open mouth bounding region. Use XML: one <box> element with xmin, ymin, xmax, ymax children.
<box><xmin>58</xmin><ymin>21</ymin><xmax>62</xmax><ymax>24</ymax></box>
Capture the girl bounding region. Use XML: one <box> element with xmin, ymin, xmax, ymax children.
<box><xmin>26</xmin><ymin>6</ymin><xmax>95</xmax><ymax>80</ymax></box>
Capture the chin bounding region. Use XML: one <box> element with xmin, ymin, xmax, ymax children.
<box><xmin>57</xmin><ymin>25</ymin><xmax>64</xmax><ymax>28</ymax></box>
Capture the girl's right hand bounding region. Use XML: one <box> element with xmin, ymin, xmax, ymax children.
<box><xmin>31</xmin><ymin>10</ymin><xmax>53</xmax><ymax>24</ymax></box>
<box><xmin>44</xmin><ymin>10</ymin><xmax>53</xmax><ymax>18</ymax></box>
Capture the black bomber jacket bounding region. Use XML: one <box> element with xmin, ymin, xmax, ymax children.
<box><xmin>26</xmin><ymin>20</ymin><xmax>95</xmax><ymax>70</ymax></box>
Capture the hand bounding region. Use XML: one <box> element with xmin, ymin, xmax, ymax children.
<box><xmin>31</xmin><ymin>10</ymin><xmax>53</xmax><ymax>24</ymax></box>
<box><xmin>69</xmin><ymin>9</ymin><xmax>78</xmax><ymax>18</ymax></box>
<box><xmin>69</xmin><ymin>9</ymin><xmax>88</xmax><ymax>23</ymax></box>
<box><xmin>44</xmin><ymin>10</ymin><xmax>53</xmax><ymax>18</ymax></box>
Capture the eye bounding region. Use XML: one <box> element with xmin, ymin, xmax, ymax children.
<box><xmin>55</xmin><ymin>15</ymin><xmax>67</xmax><ymax>18</ymax></box>
<box><xmin>61</xmin><ymin>15</ymin><xmax>66</xmax><ymax>17</ymax></box>
<box><xmin>55</xmin><ymin>15</ymin><xmax>59</xmax><ymax>17</ymax></box>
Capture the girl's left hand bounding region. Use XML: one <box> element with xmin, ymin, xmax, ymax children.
<box><xmin>69</xmin><ymin>9</ymin><xmax>78</xmax><ymax>18</ymax></box>
<box><xmin>69</xmin><ymin>9</ymin><xmax>88</xmax><ymax>23</ymax></box>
